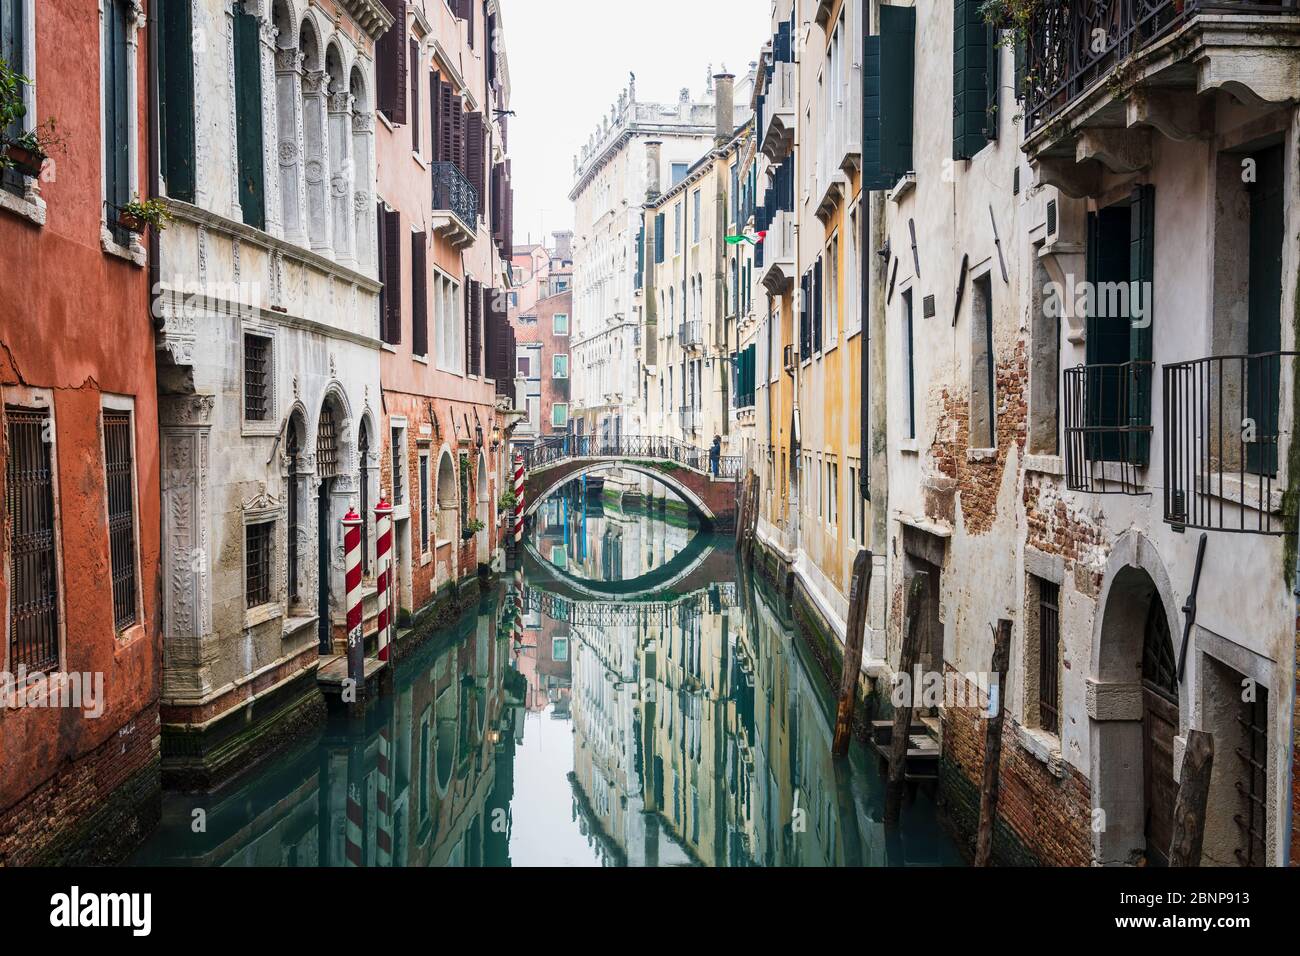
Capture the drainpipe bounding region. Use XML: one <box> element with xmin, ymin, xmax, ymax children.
<box><xmin>147</xmin><ymin>0</ymin><xmax>162</xmax><ymax>333</ymax></box>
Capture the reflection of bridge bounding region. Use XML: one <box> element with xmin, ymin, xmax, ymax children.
<box><xmin>522</xmin><ymin>534</ymin><xmax>736</xmax><ymax>602</ymax></box>
<box><xmin>526</xmin><ymin>582</ymin><xmax>737</xmax><ymax>628</ymax></box>
<box><xmin>520</xmin><ymin>435</ymin><xmax>741</xmax><ymax>530</ymax></box>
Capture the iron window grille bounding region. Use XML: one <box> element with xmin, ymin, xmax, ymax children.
<box><xmin>1063</xmin><ymin>360</ymin><xmax>1153</xmax><ymax>494</ymax></box>
<box><xmin>419</xmin><ymin>454</ymin><xmax>430</xmax><ymax>552</ymax></box>
<box><xmin>287</xmin><ymin>424</ymin><xmax>300</xmax><ymax>604</ymax></box>
<box><xmin>243</xmin><ymin>333</ymin><xmax>272</xmax><ymax>422</ymax></box>
<box><xmin>245</xmin><ymin>521</ymin><xmax>273</xmax><ymax>609</ymax></box>
<box><xmin>391</xmin><ymin>428</ymin><xmax>405</xmax><ymax>506</ymax></box>
<box><xmin>5</xmin><ymin>407</ymin><xmax>60</xmax><ymax>672</ymax></box>
<box><xmin>1235</xmin><ymin>687</ymin><xmax>1268</xmax><ymax>866</ymax></box>
<box><xmin>1163</xmin><ymin>352</ymin><xmax>1296</xmax><ymax>535</ymax></box>
<box><xmin>103</xmin><ymin>410</ymin><xmax>138</xmax><ymax>631</ymax></box>
<box><xmin>316</xmin><ymin>404</ymin><xmax>339</xmax><ymax>479</ymax></box>
<box><xmin>1037</xmin><ymin>579</ymin><xmax>1060</xmax><ymax>736</ymax></box>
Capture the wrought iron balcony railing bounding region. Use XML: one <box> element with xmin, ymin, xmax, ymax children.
<box><xmin>1063</xmin><ymin>360</ymin><xmax>1154</xmax><ymax>494</ymax></box>
<box><xmin>521</xmin><ymin>433</ymin><xmax>740</xmax><ymax>479</ymax></box>
<box><xmin>1163</xmin><ymin>352</ymin><xmax>1295</xmax><ymax>534</ymax></box>
<box><xmin>679</xmin><ymin>405</ymin><xmax>701</xmax><ymax>434</ymax></box>
<box><xmin>1024</xmin><ymin>0</ymin><xmax>1295</xmax><ymax>133</ymax></box>
<box><xmin>431</xmin><ymin>161</ymin><xmax>478</xmax><ymax>232</ymax></box>
<box><xmin>678</xmin><ymin>320</ymin><xmax>704</xmax><ymax>349</ymax></box>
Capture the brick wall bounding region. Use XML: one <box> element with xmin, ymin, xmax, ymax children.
<box><xmin>0</xmin><ymin>703</ymin><xmax>161</xmax><ymax>866</ymax></box>
<box><xmin>939</xmin><ymin>668</ymin><xmax>1092</xmax><ymax>866</ymax></box>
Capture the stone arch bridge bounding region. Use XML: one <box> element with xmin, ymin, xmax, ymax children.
<box><xmin>520</xmin><ymin>435</ymin><xmax>740</xmax><ymax>530</ymax></box>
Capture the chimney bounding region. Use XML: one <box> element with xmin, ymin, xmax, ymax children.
<box><xmin>645</xmin><ymin>140</ymin><xmax>663</xmax><ymax>202</ymax></box>
<box><xmin>714</xmin><ymin>72</ymin><xmax>735</xmax><ymax>145</ymax></box>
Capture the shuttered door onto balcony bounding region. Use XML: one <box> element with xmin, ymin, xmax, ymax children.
<box><xmin>411</xmin><ymin>231</ymin><xmax>427</xmax><ymax>356</ymax></box>
<box><xmin>1</xmin><ymin>0</ymin><xmax>26</xmax><ymax>197</ymax></box>
<box><xmin>6</xmin><ymin>408</ymin><xmax>60</xmax><ymax>672</ymax></box>
<box><xmin>437</xmin><ymin>80</ymin><xmax>456</xmax><ymax>165</ymax></box>
<box><xmin>382</xmin><ymin>206</ymin><xmax>402</xmax><ymax>344</ymax></box>
<box><xmin>159</xmin><ymin>0</ymin><xmax>196</xmax><ymax>202</ymax></box>
<box><xmin>952</xmin><ymin>0</ymin><xmax>989</xmax><ymax>161</ymax></box>
<box><xmin>233</xmin><ymin>5</ymin><xmax>264</xmax><ymax>230</ymax></box>
<box><xmin>103</xmin><ymin>410</ymin><xmax>138</xmax><ymax>631</ymax></box>
<box><xmin>105</xmin><ymin>0</ymin><xmax>132</xmax><ymax>239</ymax></box>
<box><xmin>377</xmin><ymin>0</ymin><xmax>408</xmax><ymax>125</ymax></box>
<box><xmin>1128</xmin><ymin>184</ymin><xmax>1155</xmax><ymax>465</ymax></box>
<box><xmin>466</xmin><ymin>111</ymin><xmax>485</xmax><ymax>218</ymax></box>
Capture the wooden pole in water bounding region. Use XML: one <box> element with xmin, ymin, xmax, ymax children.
<box><xmin>342</xmin><ymin>506</ymin><xmax>364</xmax><ymax>714</ymax></box>
<box><xmin>884</xmin><ymin>571</ymin><xmax>927</xmax><ymax>826</ymax></box>
<box><xmin>833</xmin><ymin>549</ymin><xmax>874</xmax><ymax>757</ymax></box>
<box><xmin>974</xmin><ymin>618</ymin><xmax>1012</xmax><ymax>866</ymax></box>
<box><xmin>1168</xmin><ymin>729</ymin><xmax>1214</xmax><ymax>867</ymax></box>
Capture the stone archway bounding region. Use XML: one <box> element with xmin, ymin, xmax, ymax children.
<box><xmin>1089</xmin><ymin>532</ymin><xmax>1184</xmax><ymax>866</ymax></box>
<box><xmin>476</xmin><ymin>452</ymin><xmax>489</xmax><ymax>557</ymax></box>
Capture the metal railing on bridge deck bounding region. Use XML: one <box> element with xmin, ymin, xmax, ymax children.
<box><xmin>525</xmin><ymin>583</ymin><xmax>738</xmax><ymax>628</ymax></box>
<box><xmin>522</xmin><ymin>434</ymin><xmax>742</xmax><ymax>479</ymax></box>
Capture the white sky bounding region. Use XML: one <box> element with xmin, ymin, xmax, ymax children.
<box><xmin>499</xmin><ymin>0</ymin><xmax>771</xmax><ymax>246</ymax></box>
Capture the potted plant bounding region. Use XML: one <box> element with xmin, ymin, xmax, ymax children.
<box><xmin>462</xmin><ymin>518</ymin><xmax>486</xmax><ymax>541</ymax></box>
<box><xmin>979</xmin><ymin>0</ymin><xmax>1040</xmax><ymax>39</ymax></box>
<box><xmin>115</xmin><ymin>195</ymin><xmax>172</xmax><ymax>235</ymax></box>
<box><xmin>497</xmin><ymin>489</ymin><xmax>517</xmax><ymax>514</ymax></box>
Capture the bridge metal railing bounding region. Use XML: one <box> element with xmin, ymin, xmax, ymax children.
<box><xmin>526</xmin><ymin>582</ymin><xmax>738</xmax><ymax>628</ymax></box>
<box><xmin>522</xmin><ymin>434</ymin><xmax>742</xmax><ymax>480</ymax></box>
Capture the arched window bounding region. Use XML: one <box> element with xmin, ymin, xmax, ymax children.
<box><xmin>436</xmin><ymin>451</ymin><xmax>457</xmax><ymax>542</ymax></box>
<box><xmin>285</xmin><ymin>411</ymin><xmax>306</xmax><ymax>604</ymax></box>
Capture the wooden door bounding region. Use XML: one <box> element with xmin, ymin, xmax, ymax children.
<box><xmin>1141</xmin><ymin>596</ymin><xmax>1179</xmax><ymax>866</ymax></box>
<box><xmin>1246</xmin><ymin>143</ymin><xmax>1284</xmax><ymax>476</ymax></box>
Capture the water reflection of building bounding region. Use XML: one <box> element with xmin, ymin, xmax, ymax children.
<box><xmin>134</xmin><ymin>586</ymin><xmax>526</xmax><ymax>868</ymax></box>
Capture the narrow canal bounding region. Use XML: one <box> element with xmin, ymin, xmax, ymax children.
<box><xmin>133</xmin><ymin>477</ymin><xmax>963</xmax><ymax>867</ymax></box>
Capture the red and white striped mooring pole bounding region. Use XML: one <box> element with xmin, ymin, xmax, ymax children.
<box><xmin>513</xmin><ymin>452</ymin><xmax>525</xmax><ymax>544</ymax></box>
<box><xmin>342</xmin><ymin>506</ymin><xmax>364</xmax><ymax>704</ymax></box>
<box><xmin>374</xmin><ymin>496</ymin><xmax>393</xmax><ymax>662</ymax></box>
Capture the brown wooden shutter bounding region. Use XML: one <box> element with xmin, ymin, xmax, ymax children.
<box><xmin>411</xmin><ymin>231</ymin><xmax>427</xmax><ymax>356</ymax></box>
<box><xmin>451</xmin><ymin>98</ymin><xmax>466</xmax><ymax>177</ymax></box>
<box><xmin>377</xmin><ymin>0</ymin><xmax>408</xmax><ymax>125</ymax></box>
<box><xmin>463</xmin><ymin>278</ymin><xmax>474</xmax><ymax>373</ymax></box>
<box><xmin>439</xmin><ymin>81</ymin><xmax>456</xmax><ymax>165</ymax></box>
<box><xmin>466</xmin><ymin>111</ymin><xmax>485</xmax><ymax>218</ymax></box>
<box><xmin>469</xmin><ymin>279</ymin><xmax>483</xmax><ymax>375</ymax></box>
<box><xmin>376</xmin><ymin>200</ymin><xmax>387</xmax><ymax>339</ymax></box>
<box><xmin>409</xmin><ymin>37</ymin><xmax>420</xmax><ymax>150</ymax></box>
<box><xmin>429</xmin><ymin>71</ymin><xmax>442</xmax><ymax>161</ymax></box>
<box><xmin>382</xmin><ymin>206</ymin><xmax>402</xmax><ymax>343</ymax></box>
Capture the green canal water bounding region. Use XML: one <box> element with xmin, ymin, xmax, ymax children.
<box><xmin>132</xmin><ymin>479</ymin><xmax>963</xmax><ymax>867</ymax></box>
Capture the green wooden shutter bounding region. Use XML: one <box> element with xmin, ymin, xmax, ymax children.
<box><xmin>880</xmin><ymin>6</ymin><xmax>915</xmax><ymax>180</ymax></box>
<box><xmin>861</xmin><ymin>36</ymin><xmax>888</xmax><ymax>189</ymax></box>
<box><xmin>1128</xmin><ymin>184</ymin><xmax>1155</xmax><ymax>465</ymax></box>
<box><xmin>952</xmin><ymin>0</ymin><xmax>988</xmax><ymax>161</ymax></box>
<box><xmin>233</xmin><ymin>6</ymin><xmax>265</xmax><ymax>230</ymax></box>
<box><xmin>654</xmin><ymin>212</ymin><xmax>665</xmax><ymax>263</ymax></box>
<box><xmin>105</xmin><ymin>0</ymin><xmax>131</xmax><ymax>220</ymax></box>
<box><xmin>985</xmin><ymin>24</ymin><xmax>1000</xmax><ymax>142</ymax></box>
<box><xmin>159</xmin><ymin>0</ymin><xmax>195</xmax><ymax>203</ymax></box>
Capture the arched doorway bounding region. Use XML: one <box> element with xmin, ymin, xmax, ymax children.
<box><xmin>316</xmin><ymin>398</ymin><xmax>342</xmax><ymax>652</ymax></box>
<box><xmin>476</xmin><ymin>453</ymin><xmax>489</xmax><ymax>557</ymax></box>
<box><xmin>1090</xmin><ymin>537</ymin><xmax>1182</xmax><ymax>866</ymax></box>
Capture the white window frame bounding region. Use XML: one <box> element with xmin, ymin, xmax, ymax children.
<box><xmin>553</xmin><ymin>312</ymin><xmax>569</xmax><ymax>336</ymax></box>
<box><xmin>240</xmin><ymin>323</ymin><xmax>279</xmax><ymax>436</ymax></box>
<box><xmin>418</xmin><ymin>445</ymin><xmax>432</xmax><ymax>561</ymax></box>
<box><xmin>99</xmin><ymin>0</ymin><xmax>145</xmax><ymax>265</ymax></box>
<box><xmin>100</xmin><ymin>393</ymin><xmax>145</xmax><ymax>636</ymax></box>
<box><xmin>0</xmin><ymin>0</ymin><xmax>45</xmax><ymax>225</ymax></box>
<box><xmin>552</xmin><ymin>353</ymin><xmax>569</xmax><ymax>379</ymax></box>
<box><xmin>552</xmin><ymin>403</ymin><xmax>569</xmax><ymax>429</ymax></box>
<box><xmin>434</xmin><ymin>269</ymin><xmax>465</xmax><ymax>375</ymax></box>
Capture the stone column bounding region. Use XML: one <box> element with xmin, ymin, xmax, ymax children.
<box><xmin>275</xmin><ymin>47</ymin><xmax>306</xmax><ymax>243</ymax></box>
<box><xmin>258</xmin><ymin>14</ymin><xmax>283</xmax><ymax>239</ymax></box>
<box><xmin>352</xmin><ymin>110</ymin><xmax>375</xmax><ymax>271</ymax></box>
<box><xmin>328</xmin><ymin>91</ymin><xmax>355</xmax><ymax>264</ymax></box>
<box><xmin>302</xmin><ymin>70</ymin><xmax>330</xmax><ymax>254</ymax></box>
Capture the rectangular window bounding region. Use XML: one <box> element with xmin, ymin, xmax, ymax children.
<box><xmin>692</xmin><ymin>189</ymin><xmax>701</xmax><ymax>244</ymax></box>
<box><xmin>673</xmin><ymin>203</ymin><xmax>682</xmax><ymax>255</ymax></box>
<box><xmin>517</xmin><ymin>355</ymin><xmax>530</xmax><ymax>376</ymax></box>
<box><xmin>903</xmin><ymin>289</ymin><xmax>916</xmax><ymax>440</ymax></box>
<box><xmin>158</xmin><ymin>0</ymin><xmax>196</xmax><ymax>202</ymax></box>
<box><xmin>970</xmin><ymin>273</ymin><xmax>995</xmax><ymax>448</ymax></box>
<box><xmin>1037</xmin><ymin>578</ymin><xmax>1060</xmax><ymax>736</ymax></box>
<box><xmin>376</xmin><ymin>0</ymin><xmax>408</xmax><ymax>124</ymax></box>
<box><xmin>670</xmin><ymin>162</ymin><xmax>688</xmax><ymax>186</ymax></box>
<box><xmin>6</xmin><ymin>405</ymin><xmax>60</xmax><ymax>672</ymax></box>
<box><xmin>391</xmin><ymin>427</ymin><xmax>405</xmax><ymax>505</ymax></box>
<box><xmin>243</xmin><ymin>333</ymin><xmax>272</xmax><ymax>422</ymax></box>
<box><xmin>245</xmin><ymin>521</ymin><xmax>273</xmax><ymax>609</ymax></box>
<box><xmin>1</xmin><ymin>0</ymin><xmax>28</xmax><ymax>197</ymax></box>
<box><xmin>553</xmin><ymin>354</ymin><xmax>569</xmax><ymax>379</ymax></box>
<box><xmin>409</xmin><ymin>37</ymin><xmax>420</xmax><ymax>152</ymax></box>
<box><xmin>1029</xmin><ymin>247</ymin><xmax>1060</xmax><ymax>455</ymax></box>
<box><xmin>952</xmin><ymin>0</ymin><xmax>995</xmax><ymax>161</ymax></box>
<box><xmin>553</xmin><ymin>313</ymin><xmax>569</xmax><ymax>336</ymax></box>
<box><xmin>232</xmin><ymin>4</ymin><xmax>265</xmax><ymax>230</ymax></box>
<box><xmin>103</xmin><ymin>410</ymin><xmax>137</xmax><ymax>631</ymax></box>
<box><xmin>828</xmin><ymin>459</ymin><xmax>839</xmax><ymax>528</ymax></box>
<box><xmin>552</xmin><ymin>403</ymin><xmax>569</xmax><ymax>428</ymax></box>
<box><xmin>104</xmin><ymin>0</ymin><xmax>134</xmax><ymax>242</ymax></box>
<box><xmin>552</xmin><ymin>636</ymin><xmax>569</xmax><ymax>662</ymax></box>
<box><xmin>419</xmin><ymin>451</ymin><xmax>430</xmax><ymax>553</ymax></box>
<box><xmin>827</xmin><ymin>234</ymin><xmax>840</xmax><ymax>346</ymax></box>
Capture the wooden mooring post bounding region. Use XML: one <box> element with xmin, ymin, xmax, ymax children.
<box><xmin>884</xmin><ymin>571</ymin><xmax>927</xmax><ymax>826</ymax></box>
<box><xmin>1168</xmin><ymin>729</ymin><xmax>1214</xmax><ymax>866</ymax></box>
<box><xmin>974</xmin><ymin>619</ymin><xmax>1012</xmax><ymax>866</ymax></box>
<box><xmin>833</xmin><ymin>549</ymin><xmax>874</xmax><ymax>757</ymax></box>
